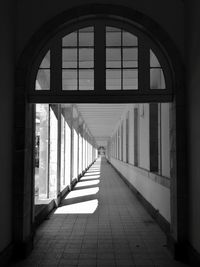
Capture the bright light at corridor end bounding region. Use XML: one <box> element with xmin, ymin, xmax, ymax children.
<box><xmin>54</xmin><ymin>199</ymin><xmax>98</xmax><ymax>214</ymax></box>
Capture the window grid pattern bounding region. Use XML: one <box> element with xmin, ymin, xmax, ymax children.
<box><xmin>34</xmin><ymin>104</ymin><xmax>98</xmax><ymax>202</ymax></box>
<box><xmin>106</xmin><ymin>27</ymin><xmax>138</xmax><ymax>90</ymax></box>
<box><xmin>62</xmin><ymin>27</ymin><xmax>94</xmax><ymax>91</ymax></box>
<box><xmin>34</xmin><ymin>24</ymin><xmax>168</xmax><ymax>94</ymax></box>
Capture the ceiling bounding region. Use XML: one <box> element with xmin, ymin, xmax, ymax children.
<box><xmin>76</xmin><ymin>104</ymin><xmax>129</xmax><ymax>147</ymax></box>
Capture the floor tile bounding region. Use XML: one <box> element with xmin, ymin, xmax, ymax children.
<box><xmin>10</xmin><ymin>158</ymin><xmax>190</xmax><ymax>267</ymax></box>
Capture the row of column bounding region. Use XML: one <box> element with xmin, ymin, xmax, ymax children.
<box><xmin>35</xmin><ymin>104</ymin><xmax>98</xmax><ymax>202</ymax></box>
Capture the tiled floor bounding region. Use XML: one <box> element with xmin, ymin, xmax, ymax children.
<box><xmin>11</xmin><ymin>157</ymin><xmax>189</xmax><ymax>267</ymax></box>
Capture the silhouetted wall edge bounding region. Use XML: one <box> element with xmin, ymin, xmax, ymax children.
<box><xmin>0</xmin><ymin>0</ymin><xmax>15</xmax><ymax>261</ymax></box>
<box><xmin>16</xmin><ymin>0</ymin><xmax>184</xmax><ymax>61</ymax></box>
<box><xmin>187</xmin><ymin>0</ymin><xmax>200</xmax><ymax>255</ymax></box>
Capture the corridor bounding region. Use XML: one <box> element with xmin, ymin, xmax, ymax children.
<box><xmin>11</xmin><ymin>157</ymin><xmax>188</xmax><ymax>267</ymax></box>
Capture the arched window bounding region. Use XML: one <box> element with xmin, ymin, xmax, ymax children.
<box><xmin>30</xmin><ymin>19</ymin><xmax>173</xmax><ymax>102</ymax></box>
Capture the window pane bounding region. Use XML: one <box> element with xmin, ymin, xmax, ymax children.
<box><xmin>62</xmin><ymin>32</ymin><xmax>77</xmax><ymax>47</ymax></box>
<box><xmin>62</xmin><ymin>48</ymin><xmax>77</xmax><ymax>68</ymax></box>
<box><xmin>150</xmin><ymin>68</ymin><xmax>166</xmax><ymax>89</ymax></box>
<box><xmin>106</xmin><ymin>70</ymin><xmax>121</xmax><ymax>90</ymax></box>
<box><xmin>62</xmin><ymin>70</ymin><xmax>77</xmax><ymax>90</ymax></box>
<box><xmin>64</xmin><ymin>120</ymin><xmax>71</xmax><ymax>187</ymax></box>
<box><xmin>106</xmin><ymin>48</ymin><xmax>121</xmax><ymax>68</ymax></box>
<box><xmin>123</xmin><ymin>48</ymin><xmax>138</xmax><ymax>67</ymax></box>
<box><xmin>35</xmin><ymin>69</ymin><xmax>50</xmax><ymax>90</ymax></box>
<box><xmin>123</xmin><ymin>32</ymin><xmax>138</xmax><ymax>46</ymax></box>
<box><xmin>34</xmin><ymin>104</ymin><xmax>49</xmax><ymax>202</ymax></box>
<box><xmin>79</xmin><ymin>70</ymin><xmax>94</xmax><ymax>90</ymax></box>
<box><xmin>40</xmin><ymin>51</ymin><xmax>50</xmax><ymax>68</ymax></box>
<box><xmin>79</xmin><ymin>27</ymin><xmax>94</xmax><ymax>47</ymax></box>
<box><xmin>79</xmin><ymin>26</ymin><xmax>94</xmax><ymax>32</ymax></box>
<box><xmin>83</xmin><ymin>137</ymin><xmax>85</xmax><ymax>169</ymax></box>
<box><xmin>60</xmin><ymin>115</ymin><xmax>65</xmax><ymax>190</ymax></box>
<box><xmin>49</xmin><ymin>106</ymin><xmax>58</xmax><ymax>198</ymax></box>
<box><xmin>79</xmin><ymin>48</ymin><xmax>94</xmax><ymax>68</ymax></box>
<box><xmin>123</xmin><ymin>69</ymin><xmax>138</xmax><ymax>90</ymax></box>
<box><xmin>150</xmin><ymin>49</ymin><xmax>160</xmax><ymax>67</ymax></box>
<box><xmin>106</xmin><ymin>27</ymin><xmax>121</xmax><ymax>46</ymax></box>
<box><xmin>73</xmin><ymin>129</ymin><xmax>78</xmax><ymax>179</ymax></box>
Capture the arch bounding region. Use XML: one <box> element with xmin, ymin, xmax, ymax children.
<box><xmin>14</xmin><ymin>4</ymin><xmax>185</xmax><ymax>258</ymax></box>
<box><xmin>31</xmin><ymin>19</ymin><xmax>171</xmax><ymax>102</ymax></box>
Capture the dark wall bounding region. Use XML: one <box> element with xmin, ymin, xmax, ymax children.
<box><xmin>16</xmin><ymin>0</ymin><xmax>184</xmax><ymax>60</ymax></box>
<box><xmin>187</xmin><ymin>0</ymin><xmax>200</xmax><ymax>253</ymax></box>
<box><xmin>0</xmin><ymin>0</ymin><xmax>15</xmax><ymax>252</ymax></box>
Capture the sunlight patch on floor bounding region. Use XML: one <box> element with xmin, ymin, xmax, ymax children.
<box><xmin>80</xmin><ymin>174</ymin><xmax>100</xmax><ymax>180</ymax></box>
<box><xmin>65</xmin><ymin>187</ymin><xmax>99</xmax><ymax>199</ymax></box>
<box><xmin>54</xmin><ymin>199</ymin><xmax>98</xmax><ymax>214</ymax></box>
<box><xmin>75</xmin><ymin>179</ymin><xmax>100</xmax><ymax>188</ymax></box>
<box><xmin>84</xmin><ymin>172</ymin><xmax>100</xmax><ymax>176</ymax></box>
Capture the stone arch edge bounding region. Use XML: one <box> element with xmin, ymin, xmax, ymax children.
<box><xmin>14</xmin><ymin>3</ymin><xmax>185</xmax><ymax>260</ymax></box>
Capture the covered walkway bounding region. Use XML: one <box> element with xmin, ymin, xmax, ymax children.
<box><xmin>11</xmin><ymin>158</ymin><xmax>188</xmax><ymax>267</ymax></box>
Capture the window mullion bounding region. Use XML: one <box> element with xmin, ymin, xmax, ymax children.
<box><xmin>50</xmin><ymin>39</ymin><xmax>62</xmax><ymax>93</ymax></box>
<box><xmin>138</xmin><ymin>38</ymin><xmax>150</xmax><ymax>93</ymax></box>
<box><xmin>47</xmin><ymin>105</ymin><xmax>50</xmax><ymax>198</ymax></box>
<box><xmin>77</xmin><ymin>31</ymin><xmax>79</xmax><ymax>90</ymax></box>
<box><xmin>121</xmin><ymin>30</ymin><xmax>123</xmax><ymax>90</ymax></box>
<box><xmin>57</xmin><ymin>104</ymin><xmax>61</xmax><ymax>196</ymax></box>
<box><xmin>94</xmin><ymin>22</ymin><xmax>106</xmax><ymax>92</ymax></box>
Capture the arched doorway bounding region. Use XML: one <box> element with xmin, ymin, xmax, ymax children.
<box><xmin>14</xmin><ymin>4</ymin><xmax>185</xmax><ymax>259</ymax></box>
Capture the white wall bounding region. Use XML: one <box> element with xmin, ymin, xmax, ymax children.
<box><xmin>109</xmin><ymin>103</ymin><xmax>171</xmax><ymax>222</ymax></box>
<box><xmin>111</xmin><ymin>158</ymin><xmax>171</xmax><ymax>222</ymax></box>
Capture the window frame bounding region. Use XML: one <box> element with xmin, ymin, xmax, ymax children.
<box><xmin>29</xmin><ymin>17</ymin><xmax>173</xmax><ymax>103</ymax></box>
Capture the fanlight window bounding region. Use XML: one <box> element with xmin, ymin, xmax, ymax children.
<box><xmin>35</xmin><ymin>51</ymin><xmax>50</xmax><ymax>90</ymax></box>
<box><xmin>150</xmin><ymin>50</ymin><xmax>165</xmax><ymax>89</ymax></box>
<box><xmin>34</xmin><ymin>23</ymin><xmax>169</xmax><ymax>96</ymax></box>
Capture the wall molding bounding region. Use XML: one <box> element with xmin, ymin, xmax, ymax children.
<box><xmin>111</xmin><ymin>157</ymin><xmax>170</xmax><ymax>188</ymax></box>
